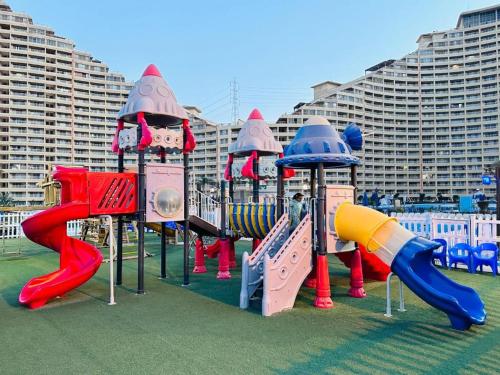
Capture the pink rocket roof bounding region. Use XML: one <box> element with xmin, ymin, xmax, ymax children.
<box><xmin>118</xmin><ymin>64</ymin><xmax>188</xmax><ymax>127</ymax></box>
<box><xmin>228</xmin><ymin>109</ymin><xmax>283</xmax><ymax>156</ymax></box>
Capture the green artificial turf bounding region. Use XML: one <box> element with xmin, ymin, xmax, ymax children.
<box><xmin>0</xmin><ymin>235</ymin><xmax>499</xmax><ymax>374</ymax></box>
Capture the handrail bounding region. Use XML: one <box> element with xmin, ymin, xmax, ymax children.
<box><xmin>189</xmin><ymin>189</ymin><xmax>221</xmax><ymax>229</ymax></box>
<box><xmin>384</xmin><ymin>272</ymin><xmax>406</xmax><ymax>318</ymax></box>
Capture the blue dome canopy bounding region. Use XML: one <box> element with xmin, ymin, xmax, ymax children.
<box><xmin>276</xmin><ymin>116</ymin><xmax>361</xmax><ymax>169</ymax></box>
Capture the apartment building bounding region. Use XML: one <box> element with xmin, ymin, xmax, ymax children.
<box><xmin>3</xmin><ymin>1</ymin><xmax>500</xmax><ymax>205</ymax></box>
<box><xmin>275</xmin><ymin>5</ymin><xmax>500</xmax><ymax>199</ymax></box>
<box><xmin>0</xmin><ymin>1</ymin><xmax>133</xmax><ymax>206</ymax></box>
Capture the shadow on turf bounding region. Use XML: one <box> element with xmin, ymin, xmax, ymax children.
<box><xmin>269</xmin><ymin>317</ymin><xmax>471</xmax><ymax>374</ymax></box>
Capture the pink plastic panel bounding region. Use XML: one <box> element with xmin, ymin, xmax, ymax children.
<box><xmin>325</xmin><ymin>185</ymin><xmax>355</xmax><ymax>253</ymax></box>
<box><xmin>262</xmin><ymin>214</ymin><xmax>312</xmax><ymax>316</ymax></box>
<box><xmin>145</xmin><ymin>163</ymin><xmax>184</xmax><ymax>222</ymax></box>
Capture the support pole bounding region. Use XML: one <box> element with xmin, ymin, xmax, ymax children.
<box><xmin>160</xmin><ymin>148</ymin><xmax>167</xmax><ymax>279</ymax></box>
<box><xmin>183</xmin><ymin>128</ymin><xmax>190</xmax><ymax>286</ymax></box>
<box><xmin>136</xmin><ymin>117</ymin><xmax>146</xmax><ymax>295</ymax></box>
<box><xmin>310</xmin><ymin>167</ymin><xmax>316</xmax><ymax>246</ymax></box>
<box><xmin>276</xmin><ymin>165</ymin><xmax>284</xmax><ymax>218</ymax></box>
<box><xmin>252</xmin><ymin>152</ymin><xmax>259</xmax><ymax>204</ymax></box>
<box><xmin>349</xmin><ymin>164</ymin><xmax>366</xmax><ymax>298</ymax></box>
<box><xmin>196</xmin><ymin>182</ymin><xmax>202</xmax><ymax>217</ymax></box>
<box><xmin>384</xmin><ymin>272</ymin><xmax>406</xmax><ymax>317</ymax></box>
<box><xmin>252</xmin><ymin>153</ymin><xmax>260</xmax><ymax>251</ymax></box>
<box><xmin>495</xmin><ymin>162</ymin><xmax>500</xmax><ymax>236</ymax></box>
<box><xmin>107</xmin><ymin>216</ymin><xmax>116</xmax><ymax>305</ymax></box>
<box><xmin>229</xmin><ymin>180</ymin><xmax>234</xmax><ymax>202</ymax></box>
<box><xmin>220</xmin><ymin>180</ymin><xmax>227</xmax><ymax>240</ymax></box>
<box><xmin>398</xmin><ymin>280</ymin><xmax>406</xmax><ymax>312</ymax></box>
<box><xmin>317</xmin><ymin>164</ymin><xmax>326</xmax><ymax>257</ymax></box>
<box><xmin>116</xmin><ymin>151</ymin><xmax>124</xmax><ymax>285</ymax></box>
<box><xmin>217</xmin><ymin>179</ymin><xmax>232</xmax><ymax>279</ymax></box>
<box><xmin>350</xmin><ymin>165</ymin><xmax>357</xmax><ymax>204</ymax></box>
<box><xmin>228</xmin><ymin>153</ymin><xmax>234</xmax><ymax>202</ymax></box>
<box><xmin>384</xmin><ymin>272</ymin><xmax>393</xmax><ymax>318</ymax></box>
<box><xmin>313</xmin><ymin>163</ymin><xmax>333</xmax><ymax>308</ymax></box>
<box><xmin>305</xmin><ymin>168</ymin><xmax>317</xmax><ymax>288</ymax></box>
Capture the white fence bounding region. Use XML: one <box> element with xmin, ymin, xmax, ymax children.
<box><xmin>2</xmin><ymin>209</ymin><xmax>497</xmax><ymax>247</ymax></box>
<box><xmin>0</xmin><ymin>211</ymin><xmax>82</xmax><ymax>240</ymax></box>
<box><xmin>391</xmin><ymin>212</ymin><xmax>498</xmax><ymax>246</ymax></box>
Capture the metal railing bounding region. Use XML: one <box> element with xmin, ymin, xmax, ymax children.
<box><xmin>384</xmin><ymin>272</ymin><xmax>406</xmax><ymax>318</ymax></box>
<box><xmin>188</xmin><ymin>190</ymin><xmax>221</xmax><ymax>229</ymax></box>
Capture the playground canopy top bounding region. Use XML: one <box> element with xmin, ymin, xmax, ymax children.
<box><xmin>276</xmin><ymin>116</ymin><xmax>361</xmax><ymax>169</ymax></box>
<box><xmin>117</xmin><ymin>64</ymin><xmax>188</xmax><ymax>127</ymax></box>
<box><xmin>228</xmin><ymin>109</ymin><xmax>283</xmax><ymax>156</ymax></box>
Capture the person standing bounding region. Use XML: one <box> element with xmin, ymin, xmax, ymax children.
<box><xmin>289</xmin><ymin>192</ymin><xmax>305</xmax><ymax>232</ymax></box>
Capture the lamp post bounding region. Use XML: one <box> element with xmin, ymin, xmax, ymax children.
<box><xmin>492</xmin><ymin>160</ymin><xmax>500</xmax><ymax>235</ymax></box>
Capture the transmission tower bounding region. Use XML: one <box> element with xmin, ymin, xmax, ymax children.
<box><xmin>230</xmin><ymin>78</ymin><xmax>239</xmax><ymax>124</ymax></box>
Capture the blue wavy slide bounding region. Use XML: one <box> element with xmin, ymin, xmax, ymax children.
<box><xmin>335</xmin><ymin>202</ymin><xmax>486</xmax><ymax>330</ymax></box>
<box><xmin>392</xmin><ymin>237</ymin><xmax>486</xmax><ymax>330</ymax></box>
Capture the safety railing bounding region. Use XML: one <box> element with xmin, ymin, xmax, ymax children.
<box><xmin>384</xmin><ymin>272</ymin><xmax>406</xmax><ymax>318</ymax></box>
<box><xmin>189</xmin><ymin>189</ymin><xmax>221</xmax><ymax>229</ymax></box>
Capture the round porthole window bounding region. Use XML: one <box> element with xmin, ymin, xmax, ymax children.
<box><xmin>153</xmin><ymin>188</ymin><xmax>182</xmax><ymax>218</ymax></box>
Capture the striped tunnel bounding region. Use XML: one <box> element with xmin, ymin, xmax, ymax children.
<box><xmin>228</xmin><ymin>203</ymin><xmax>277</xmax><ymax>239</ymax></box>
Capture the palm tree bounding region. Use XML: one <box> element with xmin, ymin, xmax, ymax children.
<box><xmin>0</xmin><ymin>192</ymin><xmax>15</xmax><ymax>207</ymax></box>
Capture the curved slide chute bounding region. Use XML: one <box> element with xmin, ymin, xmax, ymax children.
<box><xmin>19</xmin><ymin>167</ymin><xmax>102</xmax><ymax>309</ymax></box>
<box><xmin>335</xmin><ymin>202</ymin><xmax>486</xmax><ymax>330</ymax></box>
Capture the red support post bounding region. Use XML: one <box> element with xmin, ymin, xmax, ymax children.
<box><xmin>348</xmin><ymin>249</ymin><xmax>366</xmax><ymax>298</ymax></box>
<box><xmin>313</xmin><ymin>163</ymin><xmax>333</xmax><ymax>309</ymax></box>
<box><xmin>313</xmin><ymin>254</ymin><xmax>334</xmax><ymax>308</ymax></box>
<box><xmin>193</xmin><ymin>237</ymin><xmax>207</xmax><ymax>274</ymax></box>
<box><xmin>252</xmin><ymin>238</ymin><xmax>261</xmax><ymax>252</ymax></box>
<box><xmin>217</xmin><ymin>238</ymin><xmax>231</xmax><ymax>279</ymax></box>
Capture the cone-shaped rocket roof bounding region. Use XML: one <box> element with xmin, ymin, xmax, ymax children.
<box><xmin>228</xmin><ymin>109</ymin><xmax>283</xmax><ymax>156</ymax></box>
<box><xmin>118</xmin><ymin>64</ymin><xmax>187</xmax><ymax>127</ymax></box>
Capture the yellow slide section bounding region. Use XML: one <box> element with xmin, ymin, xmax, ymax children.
<box><xmin>334</xmin><ymin>202</ymin><xmax>415</xmax><ymax>265</ymax></box>
<box><xmin>145</xmin><ymin>223</ymin><xmax>176</xmax><ymax>237</ymax></box>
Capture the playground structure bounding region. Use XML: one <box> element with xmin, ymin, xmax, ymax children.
<box><xmin>16</xmin><ymin>64</ymin><xmax>487</xmax><ymax>331</ymax></box>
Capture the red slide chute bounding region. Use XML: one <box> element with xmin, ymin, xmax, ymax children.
<box><xmin>19</xmin><ymin>166</ymin><xmax>137</xmax><ymax>309</ymax></box>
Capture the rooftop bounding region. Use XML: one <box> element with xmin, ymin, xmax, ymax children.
<box><xmin>457</xmin><ymin>4</ymin><xmax>500</xmax><ymax>27</ymax></box>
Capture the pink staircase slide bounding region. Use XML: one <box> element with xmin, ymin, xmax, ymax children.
<box><xmin>262</xmin><ymin>215</ymin><xmax>312</xmax><ymax>316</ymax></box>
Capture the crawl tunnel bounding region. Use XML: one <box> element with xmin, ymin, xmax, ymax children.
<box><xmin>334</xmin><ymin>202</ymin><xmax>486</xmax><ymax>331</ymax></box>
<box><xmin>228</xmin><ymin>203</ymin><xmax>276</xmax><ymax>239</ymax></box>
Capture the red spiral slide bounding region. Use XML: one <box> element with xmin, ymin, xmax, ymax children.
<box><xmin>19</xmin><ymin>166</ymin><xmax>137</xmax><ymax>309</ymax></box>
<box><xmin>19</xmin><ymin>167</ymin><xmax>101</xmax><ymax>309</ymax></box>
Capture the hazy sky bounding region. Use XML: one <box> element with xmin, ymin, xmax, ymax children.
<box><xmin>7</xmin><ymin>0</ymin><xmax>500</xmax><ymax>122</ymax></box>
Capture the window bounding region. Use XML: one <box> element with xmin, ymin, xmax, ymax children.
<box><xmin>463</xmin><ymin>10</ymin><xmax>497</xmax><ymax>28</ymax></box>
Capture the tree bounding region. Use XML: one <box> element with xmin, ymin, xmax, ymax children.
<box><xmin>0</xmin><ymin>192</ymin><xmax>15</xmax><ymax>207</ymax></box>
